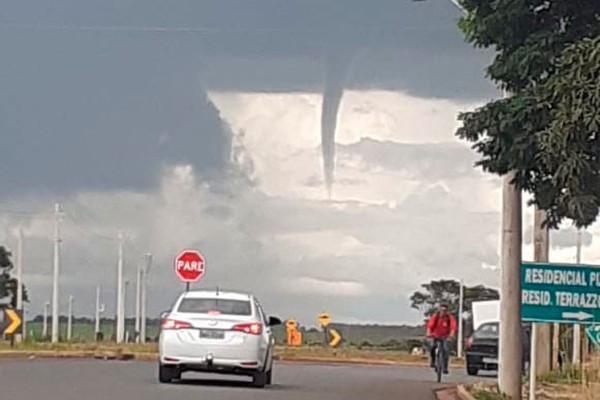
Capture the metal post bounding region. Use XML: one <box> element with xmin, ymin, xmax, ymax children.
<box><xmin>51</xmin><ymin>203</ymin><xmax>61</xmax><ymax>343</ymax></box>
<box><xmin>116</xmin><ymin>230</ymin><xmax>124</xmax><ymax>343</ymax></box>
<box><xmin>529</xmin><ymin>323</ymin><xmax>538</xmax><ymax>400</ymax></box>
<box><xmin>67</xmin><ymin>295</ymin><xmax>73</xmax><ymax>341</ymax></box>
<box><xmin>573</xmin><ymin>230</ymin><xmax>582</xmax><ymax>365</ymax></box>
<box><xmin>458</xmin><ymin>279</ymin><xmax>464</xmax><ymax>358</ymax></box>
<box><xmin>135</xmin><ymin>263</ymin><xmax>141</xmax><ymax>342</ymax></box>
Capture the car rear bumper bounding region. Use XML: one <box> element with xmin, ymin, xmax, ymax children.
<box><xmin>466</xmin><ymin>353</ymin><xmax>499</xmax><ymax>371</ymax></box>
<box><xmin>161</xmin><ymin>357</ymin><xmax>263</xmax><ymax>375</ymax></box>
<box><xmin>159</xmin><ymin>331</ymin><xmax>267</xmax><ymax>372</ymax></box>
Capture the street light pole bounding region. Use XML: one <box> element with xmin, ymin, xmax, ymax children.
<box><xmin>51</xmin><ymin>203</ymin><xmax>62</xmax><ymax>343</ymax></box>
<box><xmin>115</xmin><ymin>230</ymin><xmax>125</xmax><ymax>343</ymax></box>
<box><xmin>135</xmin><ymin>262</ymin><xmax>142</xmax><ymax>342</ymax></box>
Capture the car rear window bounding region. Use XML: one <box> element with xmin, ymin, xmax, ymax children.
<box><xmin>177</xmin><ymin>298</ymin><xmax>252</xmax><ymax>316</ymax></box>
<box><xmin>475</xmin><ymin>323</ymin><xmax>499</xmax><ymax>338</ymax></box>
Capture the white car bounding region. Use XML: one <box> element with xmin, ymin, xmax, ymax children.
<box><xmin>158</xmin><ymin>289</ymin><xmax>282</xmax><ymax>387</ymax></box>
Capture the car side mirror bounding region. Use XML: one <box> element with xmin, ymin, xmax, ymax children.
<box><xmin>268</xmin><ymin>316</ymin><xmax>282</xmax><ymax>326</ymax></box>
<box><xmin>160</xmin><ymin>310</ymin><xmax>170</xmax><ymax>319</ymax></box>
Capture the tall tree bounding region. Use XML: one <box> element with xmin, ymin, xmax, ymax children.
<box><xmin>410</xmin><ymin>279</ymin><xmax>499</xmax><ymax>318</ymax></box>
<box><xmin>456</xmin><ymin>0</ymin><xmax>600</xmax><ymax>228</ymax></box>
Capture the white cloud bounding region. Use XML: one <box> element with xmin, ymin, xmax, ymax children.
<box><xmin>287</xmin><ymin>277</ymin><xmax>369</xmax><ymax>297</ymax></box>
<box><xmin>0</xmin><ymin>89</ymin><xmax>524</xmax><ymax>326</ymax></box>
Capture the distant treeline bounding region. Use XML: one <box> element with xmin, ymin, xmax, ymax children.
<box><xmin>30</xmin><ymin>315</ymin><xmax>162</xmax><ymax>326</ymax></box>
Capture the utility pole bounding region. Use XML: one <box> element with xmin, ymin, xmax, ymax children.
<box><xmin>67</xmin><ymin>295</ymin><xmax>74</xmax><ymax>341</ymax></box>
<box><xmin>43</xmin><ymin>301</ymin><xmax>50</xmax><ymax>339</ymax></box>
<box><xmin>573</xmin><ymin>230</ymin><xmax>582</xmax><ymax>365</ymax></box>
<box><xmin>95</xmin><ymin>286</ymin><xmax>102</xmax><ymax>341</ymax></box>
<box><xmin>529</xmin><ymin>208</ymin><xmax>551</xmax><ymax>400</ymax></box>
<box><xmin>413</xmin><ymin>0</ymin><xmax>526</xmax><ymax>393</ymax></box>
<box><xmin>458</xmin><ymin>279</ymin><xmax>464</xmax><ymax>358</ymax></box>
<box><xmin>51</xmin><ymin>203</ymin><xmax>62</xmax><ymax>343</ymax></box>
<box><xmin>498</xmin><ymin>171</ymin><xmax>523</xmax><ymax>400</ymax></box>
<box><xmin>124</xmin><ymin>280</ymin><xmax>130</xmax><ymax>342</ymax></box>
<box><xmin>413</xmin><ymin>1</ymin><xmax>524</xmax><ymax>395</ymax></box>
<box><xmin>135</xmin><ymin>261</ymin><xmax>142</xmax><ymax>343</ymax></box>
<box><xmin>140</xmin><ymin>253</ymin><xmax>152</xmax><ymax>343</ymax></box>
<box><xmin>115</xmin><ymin>230</ymin><xmax>125</xmax><ymax>343</ymax></box>
<box><xmin>533</xmin><ymin>208</ymin><xmax>551</xmax><ymax>374</ymax></box>
<box><xmin>15</xmin><ymin>226</ymin><xmax>24</xmax><ymax>343</ymax></box>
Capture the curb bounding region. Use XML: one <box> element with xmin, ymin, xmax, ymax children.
<box><xmin>456</xmin><ymin>385</ymin><xmax>477</xmax><ymax>400</ymax></box>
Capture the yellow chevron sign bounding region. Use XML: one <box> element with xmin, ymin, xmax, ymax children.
<box><xmin>3</xmin><ymin>309</ymin><xmax>22</xmax><ymax>335</ymax></box>
<box><xmin>329</xmin><ymin>328</ymin><xmax>342</xmax><ymax>348</ymax></box>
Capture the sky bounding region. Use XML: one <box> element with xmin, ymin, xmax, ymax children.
<box><xmin>0</xmin><ymin>0</ymin><xmax>596</xmax><ymax>327</ymax></box>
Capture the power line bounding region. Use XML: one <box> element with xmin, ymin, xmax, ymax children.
<box><xmin>0</xmin><ymin>23</ymin><xmax>458</xmax><ymax>35</ymax></box>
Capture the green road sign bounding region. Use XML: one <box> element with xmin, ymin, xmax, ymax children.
<box><xmin>521</xmin><ymin>262</ymin><xmax>600</xmax><ymax>324</ymax></box>
<box><xmin>586</xmin><ymin>325</ymin><xmax>600</xmax><ymax>350</ymax></box>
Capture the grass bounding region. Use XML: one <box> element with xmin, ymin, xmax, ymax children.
<box><xmin>0</xmin><ymin>341</ymin><xmax>158</xmax><ymax>354</ymax></box>
<box><xmin>466</xmin><ymin>356</ymin><xmax>600</xmax><ymax>400</ymax></box>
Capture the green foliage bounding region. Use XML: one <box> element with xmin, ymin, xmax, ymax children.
<box><xmin>410</xmin><ymin>279</ymin><xmax>499</xmax><ymax>318</ymax></box>
<box><xmin>455</xmin><ymin>0</ymin><xmax>600</xmax><ymax>227</ymax></box>
<box><xmin>0</xmin><ymin>246</ymin><xmax>29</xmax><ymax>309</ymax></box>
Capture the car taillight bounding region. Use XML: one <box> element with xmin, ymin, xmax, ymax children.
<box><xmin>465</xmin><ymin>335</ymin><xmax>474</xmax><ymax>350</ymax></box>
<box><xmin>161</xmin><ymin>318</ymin><xmax>193</xmax><ymax>330</ymax></box>
<box><xmin>232</xmin><ymin>322</ymin><xmax>262</xmax><ymax>335</ymax></box>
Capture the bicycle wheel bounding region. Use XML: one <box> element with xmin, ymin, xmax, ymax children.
<box><xmin>436</xmin><ymin>344</ymin><xmax>443</xmax><ymax>383</ymax></box>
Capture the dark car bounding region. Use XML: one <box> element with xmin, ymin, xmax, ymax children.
<box><xmin>465</xmin><ymin>322</ymin><xmax>531</xmax><ymax>376</ymax></box>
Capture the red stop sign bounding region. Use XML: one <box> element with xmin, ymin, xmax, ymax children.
<box><xmin>175</xmin><ymin>250</ymin><xmax>206</xmax><ymax>283</ymax></box>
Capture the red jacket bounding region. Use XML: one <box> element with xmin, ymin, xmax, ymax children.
<box><xmin>426</xmin><ymin>313</ymin><xmax>457</xmax><ymax>339</ymax></box>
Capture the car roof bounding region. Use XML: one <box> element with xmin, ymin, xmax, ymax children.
<box><xmin>181</xmin><ymin>290</ymin><xmax>253</xmax><ymax>301</ymax></box>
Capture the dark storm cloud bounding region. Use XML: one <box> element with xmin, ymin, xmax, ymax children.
<box><xmin>1</xmin><ymin>0</ymin><xmax>496</xmax><ymax>196</ymax></box>
<box><xmin>3</xmin><ymin>0</ymin><xmax>496</xmax><ymax>98</ymax></box>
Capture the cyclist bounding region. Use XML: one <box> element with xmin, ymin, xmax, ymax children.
<box><xmin>426</xmin><ymin>303</ymin><xmax>457</xmax><ymax>375</ymax></box>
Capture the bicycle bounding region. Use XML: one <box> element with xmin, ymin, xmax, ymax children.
<box><xmin>433</xmin><ymin>339</ymin><xmax>444</xmax><ymax>383</ymax></box>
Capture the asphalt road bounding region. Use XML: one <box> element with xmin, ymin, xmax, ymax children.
<box><xmin>0</xmin><ymin>359</ymin><xmax>493</xmax><ymax>400</ymax></box>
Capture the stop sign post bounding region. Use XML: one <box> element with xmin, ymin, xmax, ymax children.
<box><xmin>175</xmin><ymin>250</ymin><xmax>206</xmax><ymax>291</ymax></box>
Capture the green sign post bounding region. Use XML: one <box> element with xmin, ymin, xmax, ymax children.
<box><xmin>521</xmin><ymin>262</ymin><xmax>600</xmax><ymax>324</ymax></box>
<box><xmin>586</xmin><ymin>325</ymin><xmax>600</xmax><ymax>350</ymax></box>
